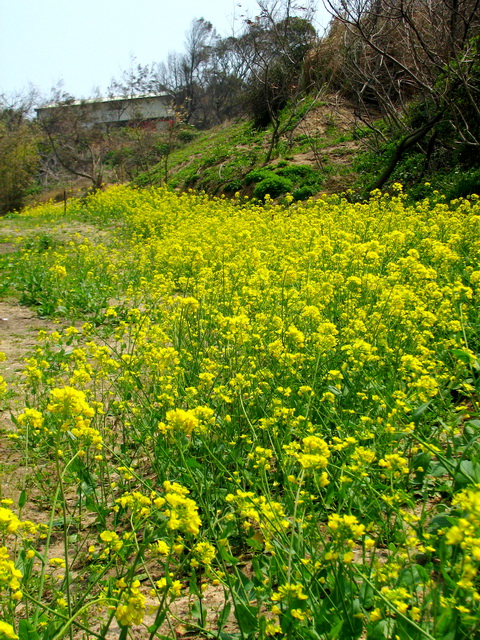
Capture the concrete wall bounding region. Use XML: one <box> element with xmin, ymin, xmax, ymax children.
<box><xmin>36</xmin><ymin>94</ymin><xmax>173</xmax><ymax>130</ymax></box>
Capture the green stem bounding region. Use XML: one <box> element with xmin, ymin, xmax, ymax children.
<box><xmin>351</xmin><ymin>565</ymin><xmax>437</xmax><ymax>640</ymax></box>
<box><xmin>23</xmin><ymin>591</ymin><xmax>106</xmax><ymax>639</ymax></box>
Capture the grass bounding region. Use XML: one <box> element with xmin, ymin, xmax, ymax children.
<box><xmin>134</xmin><ymin>102</ymin><xmax>359</xmax><ymax>198</ymax></box>
<box><xmin>0</xmin><ymin>185</ymin><xmax>480</xmax><ymax>639</ymax></box>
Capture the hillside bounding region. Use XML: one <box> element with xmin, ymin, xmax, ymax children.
<box><xmin>18</xmin><ymin>91</ymin><xmax>480</xmax><ymax>214</ymax></box>
<box><xmin>144</xmin><ymin>98</ymin><xmax>360</xmax><ymax>198</ymax></box>
<box><xmin>129</xmin><ymin>96</ymin><xmax>480</xmax><ymax>204</ymax></box>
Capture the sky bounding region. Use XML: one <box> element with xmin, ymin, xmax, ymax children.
<box><xmin>0</xmin><ymin>0</ymin><xmax>330</xmax><ymax>104</ymax></box>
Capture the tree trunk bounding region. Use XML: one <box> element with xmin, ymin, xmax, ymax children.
<box><xmin>368</xmin><ymin>112</ymin><xmax>443</xmax><ymax>193</ymax></box>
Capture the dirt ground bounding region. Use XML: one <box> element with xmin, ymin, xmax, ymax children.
<box><xmin>0</xmin><ymin>300</ymin><xmax>51</xmax><ymax>381</ymax></box>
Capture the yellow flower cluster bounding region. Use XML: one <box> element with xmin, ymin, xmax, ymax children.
<box><xmin>49</xmin><ymin>264</ymin><xmax>67</xmax><ymax>279</ymax></box>
<box><xmin>0</xmin><ymin>621</ymin><xmax>18</xmax><ymax>640</ymax></box>
<box><xmin>378</xmin><ymin>453</ymin><xmax>410</xmax><ymax>478</ymax></box>
<box><xmin>154</xmin><ymin>576</ymin><xmax>182</xmax><ymax>597</ymax></box>
<box><xmin>0</xmin><ymin>546</ymin><xmax>23</xmax><ymax>601</ymax></box>
<box><xmin>191</xmin><ymin>541</ymin><xmax>216</xmax><ymax>567</ymax></box>
<box><xmin>16</xmin><ymin>408</ymin><xmax>45</xmax><ymax>435</ymax></box>
<box><xmin>271</xmin><ymin>582</ymin><xmax>308</xmax><ymax>602</ymax></box>
<box><xmin>284</xmin><ymin>435</ymin><xmax>330</xmax><ymax>471</ymax></box>
<box><xmin>226</xmin><ymin>490</ymin><xmax>290</xmax><ymax>549</ymax></box>
<box><xmin>47</xmin><ymin>386</ymin><xmax>95</xmax><ymax>418</ymax></box>
<box><xmin>247</xmin><ymin>445</ymin><xmax>274</xmax><ymax>470</ymax></box>
<box><xmin>162</xmin><ymin>481</ymin><xmax>202</xmax><ymax>535</ymax></box>
<box><xmin>445</xmin><ymin>487</ymin><xmax>480</xmax><ymax>562</ymax></box>
<box><xmin>99</xmin><ymin>530</ymin><xmax>123</xmax><ymax>556</ymax></box>
<box><xmin>0</xmin><ymin>508</ymin><xmax>22</xmax><ymax>535</ymax></box>
<box><xmin>115</xmin><ymin>578</ymin><xmax>146</xmax><ymax>627</ymax></box>
<box><xmin>6</xmin><ymin>184</ymin><xmax>480</xmax><ymax>637</ymax></box>
<box><xmin>327</xmin><ymin>513</ymin><xmax>366</xmax><ymax>559</ymax></box>
<box><xmin>158</xmin><ymin>405</ymin><xmax>214</xmax><ymax>436</ymax></box>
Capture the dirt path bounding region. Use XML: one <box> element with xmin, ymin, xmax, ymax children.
<box><xmin>0</xmin><ymin>299</ymin><xmax>51</xmax><ymax>381</ymax></box>
<box><xmin>0</xmin><ymin>299</ymin><xmax>53</xmax><ymax>503</ymax></box>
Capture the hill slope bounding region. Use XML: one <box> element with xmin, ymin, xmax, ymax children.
<box><xmin>136</xmin><ymin>97</ymin><xmax>362</xmax><ymax>199</ymax></box>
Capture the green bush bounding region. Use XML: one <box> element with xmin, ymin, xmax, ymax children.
<box><xmin>0</xmin><ymin>120</ymin><xmax>40</xmax><ymax>215</ymax></box>
<box><xmin>445</xmin><ymin>169</ymin><xmax>480</xmax><ymax>200</ymax></box>
<box><xmin>223</xmin><ymin>179</ymin><xmax>243</xmax><ymax>193</ymax></box>
<box><xmin>253</xmin><ymin>175</ymin><xmax>293</xmax><ymax>199</ymax></box>
<box><xmin>177</xmin><ymin>127</ymin><xmax>199</xmax><ymax>143</ymax></box>
<box><xmin>293</xmin><ymin>185</ymin><xmax>317</xmax><ymax>200</ymax></box>
<box><xmin>277</xmin><ymin>164</ymin><xmax>316</xmax><ymax>180</ymax></box>
<box><xmin>245</xmin><ymin>168</ymin><xmax>277</xmax><ymax>185</ymax></box>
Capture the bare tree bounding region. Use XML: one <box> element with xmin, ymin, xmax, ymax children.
<box><xmin>108</xmin><ymin>56</ymin><xmax>160</xmax><ymax>98</ymax></box>
<box><xmin>234</xmin><ymin>0</ymin><xmax>320</xmax><ymax>162</ymax></box>
<box><xmin>156</xmin><ymin>19</ymin><xmax>220</xmax><ymax>126</ymax></box>
<box><xmin>322</xmin><ymin>0</ymin><xmax>480</xmax><ymax>189</ymax></box>
<box><xmin>38</xmin><ymin>99</ymin><xmax>112</xmax><ymax>191</ymax></box>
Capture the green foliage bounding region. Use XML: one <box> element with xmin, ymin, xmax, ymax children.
<box><xmin>276</xmin><ymin>165</ymin><xmax>324</xmax><ymax>191</ymax></box>
<box><xmin>223</xmin><ymin>179</ymin><xmax>243</xmax><ymax>193</ymax></box>
<box><xmin>0</xmin><ymin>120</ymin><xmax>40</xmax><ymax>215</ymax></box>
<box><xmin>445</xmin><ymin>168</ymin><xmax>480</xmax><ymax>200</ymax></box>
<box><xmin>293</xmin><ymin>185</ymin><xmax>317</xmax><ymax>200</ymax></box>
<box><xmin>177</xmin><ymin>127</ymin><xmax>199</xmax><ymax>143</ymax></box>
<box><xmin>246</xmin><ymin>165</ymin><xmax>323</xmax><ymax>200</ymax></box>
<box><xmin>2</xmin><ymin>186</ymin><xmax>480</xmax><ymax>639</ymax></box>
<box><xmin>245</xmin><ymin>168</ymin><xmax>277</xmax><ymax>185</ymax></box>
<box><xmin>253</xmin><ymin>174</ymin><xmax>293</xmax><ymax>199</ymax></box>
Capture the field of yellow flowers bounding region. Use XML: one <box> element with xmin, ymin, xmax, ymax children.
<box><xmin>0</xmin><ymin>185</ymin><xmax>480</xmax><ymax>640</ymax></box>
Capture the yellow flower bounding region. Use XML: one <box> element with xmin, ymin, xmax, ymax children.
<box><xmin>115</xmin><ymin>581</ymin><xmax>146</xmax><ymax>627</ymax></box>
<box><xmin>160</xmin><ymin>408</ymin><xmax>199</xmax><ymax>435</ymax></box>
<box><xmin>0</xmin><ymin>621</ymin><xmax>18</xmax><ymax>639</ymax></box>
<box><xmin>370</xmin><ymin>608</ymin><xmax>382</xmax><ymax>622</ymax></box>
<box><xmin>153</xmin><ymin>540</ymin><xmax>170</xmax><ymax>555</ymax></box>
<box><xmin>0</xmin><ymin>508</ymin><xmax>21</xmax><ymax>534</ymax></box>
<box><xmin>47</xmin><ymin>386</ymin><xmax>95</xmax><ymax>418</ymax></box>
<box><xmin>192</xmin><ymin>541</ymin><xmax>216</xmax><ymax>566</ymax></box>
<box><xmin>49</xmin><ymin>264</ymin><xmax>67</xmax><ymax>278</ymax></box>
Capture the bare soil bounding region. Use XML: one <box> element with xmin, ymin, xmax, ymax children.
<box><xmin>0</xmin><ymin>300</ymin><xmax>51</xmax><ymax>381</ymax></box>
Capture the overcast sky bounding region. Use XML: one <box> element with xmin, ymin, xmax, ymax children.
<box><xmin>0</xmin><ymin>0</ymin><xmax>330</xmax><ymax>103</ymax></box>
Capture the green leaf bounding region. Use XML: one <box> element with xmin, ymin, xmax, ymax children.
<box><xmin>234</xmin><ymin>602</ymin><xmax>258</xmax><ymax>636</ymax></box>
<box><xmin>427</xmin><ymin>514</ymin><xmax>452</xmax><ymax>535</ymax></box>
<box><xmin>18</xmin><ymin>620</ymin><xmax>41</xmax><ymax>640</ymax></box>
<box><xmin>466</xmin><ymin>419</ymin><xmax>480</xmax><ymax>429</ymax></box>
<box><xmin>191</xmin><ymin>599</ymin><xmax>207</xmax><ymax>626</ymax></box>
<box><xmin>411</xmin><ymin>402</ymin><xmax>431</xmax><ymax>422</ymax></box>
<box><xmin>450</xmin><ymin>348</ymin><xmax>474</xmax><ymax>364</ymax></box>
<box><xmin>185</xmin><ymin>456</ymin><xmax>203</xmax><ymax>470</ymax></box>
<box><xmin>189</xmin><ymin>571</ymin><xmax>200</xmax><ymax>597</ymax></box>
<box><xmin>359</xmin><ymin>580</ymin><xmax>374</xmax><ymax>609</ymax></box>
<box><xmin>398</xmin><ymin>564</ymin><xmax>429</xmax><ymax>588</ymax></box>
<box><xmin>337</xmin><ymin>600</ymin><xmax>364</xmax><ymax>639</ymax></box>
<box><xmin>147</xmin><ymin>609</ymin><xmax>167</xmax><ymax>633</ymax></box>
<box><xmin>329</xmin><ymin>619</ymin><xmax>344</xmax><ymax>638</ymax></box>
<box><xmin>234</xmin><ymin>570</ymin><xmax>255</xmax><ymax>601</ymax></box>
<box><xmin>367</xmin><ymin>620</ymin><xmax>394</xmax><ymax>639</ymax></box>
<box><xmin>218</xmin><ymin>546</ymin><xmax>239</xmax><ymax>566</ymax></box>
<box><xmin>18</xmin><ymin>490</ymin><xmax>27</xmax><ymax>509</ymax></box>
<box><xmin>246</xmin><ymin>535</ymin><xmax>263</xmax><ymax>550</ymax></box>
<box><xmin>217</xmin><ymin>601</ymin><xmax>232</xmax><ymax>630</ymax></box>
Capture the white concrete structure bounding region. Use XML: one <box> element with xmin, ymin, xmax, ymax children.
<box><xmin>36</xmin><ymin>93</ymin><xmax>173</xmax><ymax>130</ymax></box>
